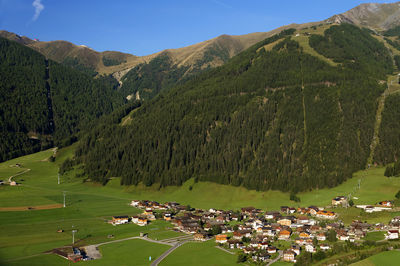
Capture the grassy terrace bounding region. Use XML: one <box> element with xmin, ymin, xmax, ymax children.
<box><xmin>1</xmin><ymin>145</ymin><xmax>400</xmax><ymax>264</ymax></box>
<box><xmin>351</xmin><ymin>250</ymin><xmax>400</xmax><ymax>266</ymax></box>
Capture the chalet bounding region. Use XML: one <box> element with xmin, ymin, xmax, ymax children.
<box><xmin>267</xmin><ymin>246</ymin><xmax>277</xmax><ymax>254</ymax></box>
<box><xmin>320</xmin><ymin>243</ymin><xmax>331</xmax><ymax>251</ymax></box>
<box><xmin>231</xmin><ymin>213</ymin><xmax>240</xmax><ymax>221</ymax></box>
<box><xmin>308</xmin><ymin>206</ymin><xmax>320</xmax><ymax>215</ymax></box>
<box><xmin>260</xmin><ymin>242</ymin><xmax>269</xmax><ymax>250</ymax></box>
<box><xmin>227</xmin><ymin>239</ymin><xmax>241</xmax><ymax>249</ymax></box>
<box><xmin>378</xmin><ymin>201</ymin><xmax>392</xmax><ymax>207</ymax></box>
<box><xmin>289</xmin><ymin>207</ymin><xmax>296</xmax><ymax>214</ymax></box>
<box><xmin>291</xmin><ymin>245</ymin><xmax>301</xmax><ymax>256</ymax></box>
<box><xmin>278</xmin><ymin>216</ymin><xmax>295</xmax><ymax>226</ymax></box>
<box><xmin>112</xmin><ymin>216</ymin><xmax>129</xmax><ymax>225</ymax></box>
<box><xmin>283</xmin><ymin>250</ymin><xmax>296</xmax><ymax>262</ymax></box>
<box><xmin>316</xmin><ymin>210</ymin><xmax>336</xmax><ymax>220</ymax></box>
<box><xmin>250</xmin><ymin>240</ymin><xmax>260</xmax><ymax>248</ymax></box>
<box><xmin>130</xmin><ymin>200</ymin><xmax>140</xmax><ymax>207</ymax></box>
<box><xmin>164</xmin><ymin>213</ymin><xmax>172</xmax><ymax>221</ymax></box>
<box><xmin>263</xmin><ymin>227</ymin><xmax>276</xmax><ymax>237</ymax></box>
<box><xmin>386</xmin><ymin>230</ymin><xmax>399</xmax><ymax>240</ymax></box>
<box><xmin>278</xmin><ymin>230</ymin><xmax>291</xmax><ymax>240</ymax></box>
<box><xmin>338</xmin><ymin>233</ymin><xmax>349</xmax><ymax>241</ymax></box>
<box><xmin>265</xmin><ymin>211</ymin><xmax>281</xmax><ymax>220</ymax></box>
<box><xmin>241</xmin><ymin>207</ymin><xmax>255</xmax><ymax>215</ymax></box>
<box><xmin>317</xmin><ymin>233</ymin><xmax>326</xmax><ymax>241</ymax></box>
<box><xmin>256</xmin><ymin>252</ymin><xmax>270</xmax><ymax>262</ymax></box>
<box><xmin>299</xmin><ymin>232</ymin><xmax>311</xmax><ymax>239</ymax></box>
<box><xmin>243</xmin><ymin>246</ymin><xmax>256</xmax><ymax>254</ymax></box>
<box><xmin>281</xmin><ymin>206</ymin><xmax>290</xmax><ymax>214</ymax></box>
<box><xmin>194</xmin><ymin>233</ymin><xmax>207</xmax><ymax>241</ymax></box>
<box><xmin>305</xmin><ymin>244</ymin><xmax>316</xmax><ymax>253</ymax></box>
<box><xmin>137</xmin><ymin>217</ymin><xmax>148</xmax><ymax>226</ymax></box>
<box><xmin>215</xmin><ymin>234</ymin><xmax>228</xmax><ymax>243</ymax></box>
<box><xmin>221</xmin><ymin>226</ymin><xmax>233</xmax><ymax>234</ymax></box>
<box><xmin>215</xmin><ymin>215</ymin><xmax>226</xmax><ymax>223</ymax></box>
<box><xmin>297</xmin><ymin>216</ymin><xmax>310</xmax><ymax>224</ymax></box>
<box><xmin>332</xmin><ymin>196</ymin><xmax>347</xmax><ymax>206</ymax></box>
<box><xmin>391</xmin><ymin>216</ymin><xmax>400</xmax><ymax>223</ymax></box>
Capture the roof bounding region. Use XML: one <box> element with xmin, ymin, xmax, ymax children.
<box><xmin>113</xmin><ymin>215</ymin><xmax>129</xmax><ymax>219</ymax></box>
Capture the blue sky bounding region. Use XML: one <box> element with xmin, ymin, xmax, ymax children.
<box><xmin>0</xmin><ymin>0</ymin><xmax>395</xmax><ymax>56</ymax></box>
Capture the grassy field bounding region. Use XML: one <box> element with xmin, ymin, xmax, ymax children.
<box><xmin>1</xmin><ymin>146</ymin><xmax>400</xmax><ymax>264</ymax></box>
<box><xmin>364</xmin><ymin>231</ymin><xmax>385</xmax><ymax>242</ymax></box>
<box><xmin>351</xmin><ymin>250</ymin><xmax>400</xmax><ymax>266</ymax></box>
<box><xmin>160</xmin><ymin>240</ymin><xmax>236</xmax><ymax>266</ymax></box>
<box><xmin>0</xmin><ymin>148</ymin><xmax>182</xmax><ymax>264</ymax></box>
<box><xmin>8</xmin><ymin>239</ymin><xmax>170</xmax><ymax>266</ymax></box>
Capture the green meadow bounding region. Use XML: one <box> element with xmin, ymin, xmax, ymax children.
<box><xmin>351</xmin><ymin>250</ymin><xmax>400</xmax><ymax>266</ymax></box>
<box><xmin>160</xmin><ymin>240</ymin><xmax>236</xmax><ymax>266</ymax></box>
<box><xmin>1</xmin><ymin>146</ymin><xmax>400</xmax><ymax>264</ymax></box>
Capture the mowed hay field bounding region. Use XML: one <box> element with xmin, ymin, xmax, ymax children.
<box><xmin>351</xmin><ymin>250</ymin><xmax>400</xmax><ymax>266</ymax></box>
<box><xmin>0</xmin><ymin>148</ymin><xmax>182</xmax><ymax>264</ymax></box>
<box><xmin>160</xmin><ymin>240</ymin><xmax>236</xmax><ymax>266</ymax></box>
<box><xmin>1</xmin><ymin>146</ymin><xmax>400</xmax><ymax>264</ymax></box>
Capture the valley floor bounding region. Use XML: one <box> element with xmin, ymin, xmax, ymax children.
<box><xmin>1</xmin><ymin>147</ymin><xmax>400</xmax><ymax>265</ymax></box>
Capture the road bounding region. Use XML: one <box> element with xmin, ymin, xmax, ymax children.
<box><xmin>150</xmin><ymin>241</ymin><xmax>188</xmax><ymax>266</ymax></box>
<box><xmin>267</xmin><ymin>250</ymin><xmax>283</xmax><ymax>266</ymax></box>
<box><xmin>8</xmin><ymin>168</ymin><xmax>31</xmax><ymax>183</ymax></box>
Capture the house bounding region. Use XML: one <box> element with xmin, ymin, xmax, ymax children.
<box><xmin>297</xmin><ymin>216</ymin><xmax>310</xmax><ymax>224</ymax></box>
<box><xmin>137</xmin><ymin>217</ymin><xmax>148</xmax><ymax>226</ymax></box>
<box><xmin>338</xmin><ymin>233</ymin><xmax>349</xmax><ymax>241</ymax></box>
<box><xmin>305</xmin><ymin>244</ymin><xmax>316</xmax><ymax>253</ymax></box>
<box><xmin>317</xmin><ymin>233</ymin><xmax>326</xmax><ymax>241</ymax></box>
<box><xmin>378</xmin><ymin>201</ymin><xmax>392</xmax><ymax>207</ymax></box>
<box><xmin>164</xmin><ymin>213</ymin><xmax>172</xmax><ymax>221</ymax></box>
<box><xmin>316</xmin><ymin>210</ymin><xmax>337</xmax><ymax>220</ymax></box>
<box><xmin>332</xmin><ymin>196</ymin><xmax>347</xmax><ymax>206</ymax></box>
<box><xmin>241</xmin><ymin>207</ymin><xmax>255</xmax><ymax>215</ymax></box>
<box><xmin>308</xmin><ymin>206</ymin><xmax>320</xmax><ymax>215</ymax></box>
<box><xmin>257</xmin><ymin>252</ymin><xmax>270</xmax><ymax>262</ymax></box>
<box><xmin>320</xmin><ymin>244</ymin><xmax>331</xmax><ymax>251</ymax></box>
<box><xmin>243</xmin><ymin>247</ymin><xmax>256</xmax><ymax>254</ymax></box>
<box><xmin>283</xmin><ymin>250</ymin><xmax>296</xmax><ymax>262</ymax></box>
<box><xmin>227</xmin><ymin>239</ymin><xmax>241</xmax><ymax>249</ymax></box>
<box><xmin>215</xmin><ymin>234</ymin><xmax>228</xmax><ymax>243</ymax></box>
<box><xmin>10</xmin><ymin>181</ymin><xmax>17</xmax><ymax>186</ymax></box>
<box><xmin>112</xmin><ymin>216</ymin><xmax>129</xmax><ymax>225</ymax></box>
<box><xmin>278</xmin><ymin>216</ymin><xmax>295</xmax><ymax>226</ymax></box>
<box><xmin>386</xmin><ymin>230</ymin><xmax>399</xmax><ymax>240</ymax></box>
<box><xmin>130</xmin><ymin>200</ymin><xmax>140</xmax><ymax>207</ymax></box>
<box><xmin>299</xmin><ymin>232</ymin><xmax>311</xmax><ymax>239</ymax></box>
<box><xmin>194</xmin><ymin>233</ymin><xmax>207</xmax><ymax>241</ymax></box>
<box><xmin>265</xmin><ymin>211</ymin><xmax>281</xmax><ymax>220</ymax></box>
<box><xmin>267</xmin><ymin>246</ymin><xmax>277</xmax><ymax>254</ymax></box>
<box><xmin>281</xmin><ymin>206</ymin><xmax>290</xmax><ymax>214</ymax></box>
<box><xmin>291</xmin><ymin>245</ymin><xmax>301</xmax><ymax>256</ymax></box>
<box><xmin>278</xmin><ymin>230</ymin><xmax>291</xmax><ymax>240</ymax></box>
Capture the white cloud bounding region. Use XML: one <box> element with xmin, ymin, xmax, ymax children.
<box><xmin>32</xmin><ymin>0</ymin><xmax>44</xmax><ymax>21</ymax></box>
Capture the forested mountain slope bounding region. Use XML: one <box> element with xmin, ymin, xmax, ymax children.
<box><xmin>0</xmin><ymin>37</ymin><xmax>125</xmax><ymax>162</ymax></box>
<box><xmin>76</xmin><ymin>24</ymin><xmax>394</xmax><ymax>192</ymax></box>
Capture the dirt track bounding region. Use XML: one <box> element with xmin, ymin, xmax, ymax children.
<box><xmin>0</xmin><ymin>203</ymin><xmax>63</xmax><ymax>211</ymax></box>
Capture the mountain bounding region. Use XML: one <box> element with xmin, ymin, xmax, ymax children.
<box><xmin>0</xmin><ymin>36</ymin><xmax>125</xmax><ymax>162</ymax></box>
<box><xmin>1</xmin><ymin>23</ymin><xmax>319</xmax><ymax>100</ymax></box>
<box><xmin>76</xmin><ymin>23</ymin><xmax>397</xmax><ymax>192</ymax></box>
<box><xmin>327</xmin><ymin>1</ymin><xmax>400</xmax><ymax>30</ymax></box>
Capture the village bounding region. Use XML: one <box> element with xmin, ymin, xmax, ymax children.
<box><xmin>99</xmin><ymin>196</ymin><xmax>400</xmax><ymax>264</ymax></box>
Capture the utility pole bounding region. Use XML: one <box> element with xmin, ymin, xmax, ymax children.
<box><xmin>63</xmin><ymin>191</ymin><xmax>66</xmax><ymax>208</ymax></box>
<box><xmin>72</xmin><ymin>225</ymin><xmax>77</xmax><ymax>244</ymax></box>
